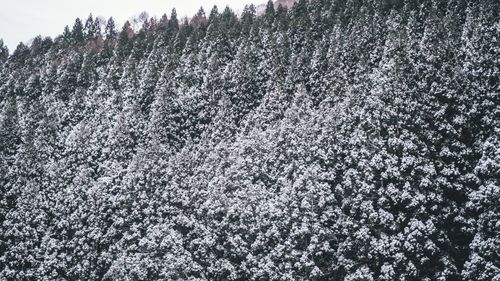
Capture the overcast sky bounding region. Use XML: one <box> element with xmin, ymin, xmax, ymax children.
<box><xmin>0</xmin><ymin>0</ymin><xmax>267</xmax><ymax>51</ymax></box>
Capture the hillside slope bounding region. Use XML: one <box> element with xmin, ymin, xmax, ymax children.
<box><xmin>0</xmin><ymin>0</ymin><xmax>499</xmax><ymax>280</ymax></box>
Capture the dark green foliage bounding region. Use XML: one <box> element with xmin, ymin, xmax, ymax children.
<box><xmin>0</xmin><ymin>0</ymin><xmax>498</xmax><ymax>280</ymax></box>
<box><xmin>0</xmin><ymin>39</ymin><xmax>8</xmax><ymax>65</ymax></box>
<box><xmin>72</xmin><ymin>18</ymin><xmax>85</xmax><ymax>43</ymax></box>
<box><xmin>105</xmin><ymin>17</ymin><xmax>117</xmax><ymax>39</ymax></box>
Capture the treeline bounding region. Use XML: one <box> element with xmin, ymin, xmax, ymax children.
<box><xmin>0</xmin><ymin>0</ymin><xmax>499</xmax><ymax>280</ymax></box>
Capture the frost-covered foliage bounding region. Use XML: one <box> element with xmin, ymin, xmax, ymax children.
<box><xmin>0</xmin><ymin>0</ymin><xmax>499</xmax><ymax>280</ymax></box>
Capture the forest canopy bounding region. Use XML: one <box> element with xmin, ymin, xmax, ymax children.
<box><xmin>0</xmin><ymin>0</ymin><xmax>499</xmax><ymax>280</ymax></box>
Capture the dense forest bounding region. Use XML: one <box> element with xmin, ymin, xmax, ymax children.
<box><xmin>0</xmin><ymin>0</ymin><xmax>499</xmax><ymax>280</ymax></box>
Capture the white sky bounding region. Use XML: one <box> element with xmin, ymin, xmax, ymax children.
<box><xmin>0</xmin><ymin>0</ymin><xmax>268</xmax><ymax>51</ymax></box>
